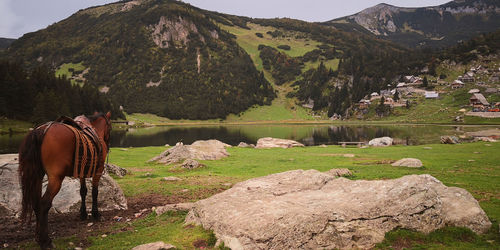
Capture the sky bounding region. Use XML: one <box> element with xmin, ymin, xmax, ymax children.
<box><xmin>1</xmin><ymin>0</ymin><xmax>451</xmax><ymax>39</ymax></box>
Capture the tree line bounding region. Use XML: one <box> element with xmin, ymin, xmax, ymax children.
<box><xmin>0</xmin><ymin>61</ymin><xmax>124</xmax><ymax>124</ymax></box>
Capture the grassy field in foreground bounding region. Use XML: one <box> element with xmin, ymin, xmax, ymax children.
<box><xmin>65</xmin><ymin>141</ymin><xmax>498</xmax><ymax>249</ymax></box>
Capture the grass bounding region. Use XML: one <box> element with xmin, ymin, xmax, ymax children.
<box><xmin>0</xmin><ymin>117</ymin><xmax>32</xmax><ymax>134</ymax></box>
<box><xmin>219</xmin><ymin>22</ymin><xmax>322</xmax><ymax>71</ymax></box>
<box><xmin>99</xmin><ymin>141</ymin><xmax>500</xmax><ymax>249</ymax></box>
<box><xmin>55</xmin><ymin>62</ymin><xmax>86</xmax><ymax>86</ymax></box>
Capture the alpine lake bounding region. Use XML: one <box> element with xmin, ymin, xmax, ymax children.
<box><xmin>2</xmin><ymin>124</ymin><xmax>498</xmax><ymax>153</ymax></box>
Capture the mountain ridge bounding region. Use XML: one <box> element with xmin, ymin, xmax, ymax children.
<box><xmin>327</xmin><ymin>0</ymin><xmax>500</xmax><ymax>48</ymax></box>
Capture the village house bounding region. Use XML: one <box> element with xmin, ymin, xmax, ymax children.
<box><xmin>469</xmin><ymin>93</ymin><xmax>490</xmax><ymax>109</ymax></box>
<box><xmin>358</xmin><ymin>99</ymin><xmax>371</xmax><ymax>109</ymax></box>
<box><xmin>425</xmin><ymin>91</ymin><xmax>439</xmax><ymax>99</ymax></box>
<box><xmin>459</xmin><ymin>74</ymin><xmax>474</xmax><ymax>83</ymax></box>
<box><xmin>451</xmin><ymin>80</ymin><xmax>465</xmax><ymax>89</ymax></box>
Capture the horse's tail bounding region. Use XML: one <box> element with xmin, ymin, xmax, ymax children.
<box><xmin>18</xmin><ymin>127</ymin><xmax>46</xmax><ymax>223</ymax></box>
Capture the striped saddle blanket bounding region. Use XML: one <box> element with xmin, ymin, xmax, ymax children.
<box><xmin>56</xmin><ymin>116</ymin><xmax>104</xmax><ymax>179</ymax></box>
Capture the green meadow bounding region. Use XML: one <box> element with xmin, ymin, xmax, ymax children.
<box><xmin>46</xmin><ymin>141</ymin><xmax>499</xmax><ymax>249</ymax></box>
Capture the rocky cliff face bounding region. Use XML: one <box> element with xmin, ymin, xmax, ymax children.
<box><xmin>329</xmin><ymin>0</ymin><xmax>500</xmax><ymax>48</ymax></box>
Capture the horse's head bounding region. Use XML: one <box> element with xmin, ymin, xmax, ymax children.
<box><xmin>89</xmin><ymin>112</ymin><xmax>112</xmax><ymax>150</ymax></box>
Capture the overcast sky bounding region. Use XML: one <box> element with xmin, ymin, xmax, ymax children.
<box><xmin>1</xmin><ymin>0</ymin><xmax>451</xmax><ymax>39</ymax></box>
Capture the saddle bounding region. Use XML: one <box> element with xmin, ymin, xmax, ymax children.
<box><xmin>55</xmin><ymin>116</ymin><xmax>104</xmax><ymax>179</ymax></box>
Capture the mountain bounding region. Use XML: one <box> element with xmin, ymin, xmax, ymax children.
<box><xmin>0</xmin><ymin>38</ymin><xmax>16</xmax><ymax>49</ymax></box>
<box><xmin>327</xmin><ymin>0</ymin><xmax>500</xmax><ymax>48</ymax></box>
<box><xmin>4</xmin><ymin>0</ymin><xmax>275</xmax><ymax>120</ymax></box>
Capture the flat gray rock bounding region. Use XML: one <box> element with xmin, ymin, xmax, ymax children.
<box><xmin>255</xmin><ymin>137</ymin><xmax>304</xmax><ymax>149</ymax></box>
<box><xmin>132</xmin><ymin>241</ymin><xmax>175</xmax><ymax>250</ymax></box>
<box><xmin>391</xmin><ymin>158</ymin><xmax>423</xmax><ymax>168</ymax></box>
<box><xmin>186</xmin><ymin>170</ymin><xmax>491</xmax><ymax>249</ymax></box>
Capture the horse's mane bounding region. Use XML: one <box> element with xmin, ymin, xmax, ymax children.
<box><xmin>88</xmin><ymin>112</ymin><xmax>106</xmax><ymax>122</ymax></box>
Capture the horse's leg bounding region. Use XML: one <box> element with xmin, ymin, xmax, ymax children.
<box><xmin>38</xmin><ymin>175</ymin><xmax>64</xmax><ymax>249</ymax></box>
<box><xmin>79</xmin><ymin>178</ymin><xmax>87</xmax><ymax>220</ymax></box>
<box><xmin>91</xmin><ymin>175</ymin><xmax>101</xmax><ymax>221</ymax></box>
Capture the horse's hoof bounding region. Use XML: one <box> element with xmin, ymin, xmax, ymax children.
<box><xmin>80</xmin><ymin>212</ymin><xmax>88</xmax><ymax>221</ymax></box>
<box><xmin>39</xmin><ymin>238</ymin><xmax>54</xmax><ymax>249</ymax></box>
<box><xmin>92</xmin><ymin>211</ymin><xmax>101</xmax><ymax>221</ymax></box>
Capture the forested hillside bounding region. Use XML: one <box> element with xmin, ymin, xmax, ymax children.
<box><xmin>4</xmin><ymin>0</ymin><xmax>275</xmax><ymax>120</ymax></box>
<box><xmin>0</xmin><ymin>61</ymin><xmax>124</xmax><ymax>124</ymax></box>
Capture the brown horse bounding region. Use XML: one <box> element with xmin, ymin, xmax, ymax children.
<box><xmin>18</xmin><ymin>112</ymin><xmax>112</xmax><ymax>249</ymax></box>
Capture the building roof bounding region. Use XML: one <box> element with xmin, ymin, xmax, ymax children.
<box><xmin>468</xmin><ymin>89</ymin><xmax>480</xmax><ymax>94</ymax></box>
<box><xmin>470</xmin><ymin>93</ymin><xmax>490</xmax><ymax>106</ymax></box>
<box><xmin>371</xmin><ymin>92</ymin><xmax>379</xmax><ymax>96</ymax></box>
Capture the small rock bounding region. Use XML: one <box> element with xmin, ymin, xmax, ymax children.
<box><xmin>441</xmin><ymin>136</ymin><xmax>460</xmax><ymax>144</ymax></box>
<box><xmin>368</xmin><ymin>137</ymin><xmax>393</xmax><ymax>147</ymax></box>
<box><xmin>238</xmin><ymin>142</ymin><xmax>255</xmax><ymax>148</ymax></box>
<box><xmin>473</xmin><ymin>137</ymin><xmax>497</xmax><ymax>142</ymax></box>
<box><xmin>255</xmin><ymin>137</ymin><xmax>304</xmax><ymax>149</ymax></box>
<box><xmin>343</xmin><ymin>154</ymin><xmax>355</xmax><ymax>158</ymax></box>
<box><xmin>468</xmin><ymin>160</ymin><xmax>475</xmax><ymax>162</ymax></box>
<box><xmin>126</xmin><ymin>218</ymin><xmax>131</xmax><ymax>222</ymax></box>
<box><xmin>69</xmin><ymin>242</ymin><xmax>74</xmax><ymax>246</ymax></box>
<box><xmin>326</xmin><ymin>168</ymin><xmax>352</xmax><ymax>177</ymax></box>
<box><xmin>132</xmin><ymin>241</ymin><xmax>176</xmax><ymax>250</ymax></box>
<box><xmin>87</xmin><ymin>222</ymin><xmax>93</xmax><ymax>227</ymax></box>
<box><xmin>105</xmin><ymin>163</ymin><xmax>129</xmax><ymax>177</ymax></box>
<box><xmin>473</xmin><ymin>152</ymin><xmax>481</xmax><ymax>154</ymax></box>
<box><xmin>319</xmin><ymin>144</ymin><xmax>327</xmax><ymax>148</ymax></box>
<box><xmin>75</xmin><ymin>247</ymin><xmax>83</xmax><ymax>250</ymax></box>
<box><xmin>101</xmin><ymin>234</ymin><xmax>107</xmax><ymax>238</ymax></box>
<box><xmin>485</xmin><ymin>144</ymin><xmax>492</xmax><ymax>146</ymax></box>
<box><xmin>134</xmin><ymin>213</ymin><xmax>142</xmax><ymax>218</ymax></box>
<box><xmin>360</xmin><ymin>146</ymin><xmax>369</xmax><ymax>149</ymax></box>
<box><xmin>181</xmin><ymin>189</ymin><xmax>189</xmax><ymax>193</ymax></box>
<box><xmin>423</xmin><ymin>147</ymin><xmax>432</xmax><ymax>150</ymax></box>
<box><xmin>162</xmin><ymin>176</ymin><xmax>182</xmax><ymax>181</ymax></box>
<box><xmin>144</xmin><ymin>172</ymin><xmax>152</xmax><ymax>177</ymax></box>
<box><xmin>140</xmin><ymin>208</ymin><xmax>149</xmax><ymax>213</ymax></box>
<box><xmin>120</xmin><ymin>148</ymin><xmax>129</xmax><ymax>151</ymax></box>
<box><xmin>4</xmin><ymin>243</ymin><xmax>9</xmax><ymax>248</ymax></box>
<box><xmin>391</xmin><ymin>158</ymin><xmax>423</xmax><ymax>168</ymax></box>
<box><xmin>181</xmin><ymin>159</ymin><xmax>204</xmax><ymax>169</ymax></box>
<box><xmin>165</xmin><ymin>144</ymin><xmax>170</xmax><ymax>147</ymax></box>
<box><xmin>153</xmin><ymin>203</ymin><xmax>195</xmax><ymax>216</ymax></box>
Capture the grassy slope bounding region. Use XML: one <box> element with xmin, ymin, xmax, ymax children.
<box><xmin>75</xmin><ymin>142</ymin><xmax>500</xmax><ymax>249</ymax></box>
<box><xmin>0</xmin><ymin>117</ymin><xmax>32</xmax><ymax>134</ymax></box>
<box><xmin>55</xmin><ymin>62</ymin><xmax>86</xmax><ymax>86</ymax></box>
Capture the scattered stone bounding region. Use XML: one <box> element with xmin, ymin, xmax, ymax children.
<box><xmin>423</xmin><ymin>147</ymin><xmax>432</xmax><ymax>150</ymax></box>
<box><xmin>326</xmin><ymin>168</ymin><xmax>352</xmax><ymax>177</ymax></box>
<box><xmin>162</xmin><ymin>176</ymin><xmax>182</xmax><ymax>181</ymax></box>
<box><xmin>120</xmin><ymin>148</ymin><xmax>129</xmax><ymax>151</ymax></box>
<box><xmin>105</xmin><ymin>163</ymin><xmax>129</xmax><ymax>177</ymax></box>
<box><xmin>101</xmin><ymin>234</ymin><xmax>107</xmax><ymax>238</ymax></box>
<box><xmin>3</xmin><ymin>243</ymin><xmax>9</xmax><ymax>248</ymax></box>
<box><xmin>186</xmin><ymin>170</ymin><xmax>490</xmax><ymax>249</ymax></box>
<box><xmin>368</xmin><ymin>137</ymin><xmax>393</xmax><ymax>147</ymax></box>
<box><xmin>343</xmin><ymin>154</ymin><xmax>355</xmax><ymax>158</ymax></box>
<box><xmin>319</xmin><ymin>144</ymin><xmax>327</xmax><ymax>148</ymax></box>
<box><xmin>255</xmin><ymin>137</ymin><xmax>304</xmax><ymax>149</ymax></box>
<box><xmin>473</xmin><ymin>152</ymin><xmax>481</xmax><ymax>154</ymax></box>
<box><xmin>74</xmin><ymin>247</ymin><xmax>83</xmax><ymax>250</ymax></box>
<box><xmin>149</xmin><ymin>140</ymin><xmax>230</xmax><ymax>164</ymax></box>
<box><xmin>134</xmin><ymin>213</ymin><xmax>142</xmax><ymax>218</ymax></box>
<box><xmin>165</xmin><ymin>144</ymin><xmax>170</xmax><ymax>147</ymax></box>
<box><xmin>473</xmin><ymin>137</ymin><xmax>497</xmax><ymax>142</ymax></box>
<box><xmin>181</xmin><ymin>189</ymin><xmax>189</xmax><ymax>193</ymax></box>
<box><xmin>468</xmin><ymin>160</ymin><xmax>475</xmax><ymax>162</ymax></box>
<box><xmin>153</xmin><ymin>203</ymin><xmax>195</xmax><ymax>216</ymax></box>
<box><xmin>441</xmin><ymin>136</ymin><xmax>460</xmax><ymax>144</ymax></box>
<box><xmin>132</xmin><ymin>241</ymin><xmax>176</xmax><ymax>250</ymax></box>
<box><xmin>69</xmin><ymin>242</ymin><xmax>74</xmax><ymax>246</ymax></box>
<box><xmin>87</xmin><ymin>223</ymin><xmax>93</xmax><ymax>227</ymax></box>
<box><xmin>238</xmin><ymin>142</ymin><xmax>255</xmax><ymax>148</ymax></box>
<box><xmin>181</xmin><ymin>159</ymin><xmax>204</xmax><ymax>169</ymax></box>
<box><xmin>391</xmin><ymin>158</ymin><xmax>423</xmax><ymax>168</ymax></box>
<box><xmin>144</xmin><ymin>172</ymin><xmax>152</xmax><ymax>177</ymax></box>
<box><xmin>0</xmin><ymin>155</ymin><xmax>127</xmax><ymax>216</ymax></box>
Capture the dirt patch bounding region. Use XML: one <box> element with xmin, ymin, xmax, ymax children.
<box><xmin>0</xmin><ymin>193</ymin><xmax>202</xmax><ymax>248</ymax></box>
<box><xmin>192</xmin><ymin>239</ymin><xmax>208</xmax><ymax>248</ymax></box>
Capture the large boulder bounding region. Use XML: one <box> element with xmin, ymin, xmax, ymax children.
<box><xmin>255</xmin><ymin>137</ymin><xmax>304</xmax><ymax>149</ymax></box>
<box><xmin>0</xmin><ymin>154</ymin><xmax>127</xmax><ymax>217</ymax></box>
<box><xmin>368</xmin><ymin>137</ymin><xmax>393</xmax><ymax>147</ymax></box>
<box><xmin>186</xmin><ymin>170</ymin><xmax>491</xmax><ymax>249</ymax></box>
<box><xmin>149</xmin><ymin>140</ymin><xmax>230</xmax><ymax>165</ymax></box>
<box><xmin>105</xmin><ymin>163</ymin><xmax>129</xmax><ymax>177</ymax></box>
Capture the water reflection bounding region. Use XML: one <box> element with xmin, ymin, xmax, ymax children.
<box><xmin>1</xmin><ymin>125</ymin><xmax>497</xmax><ymax>153</ymax></box>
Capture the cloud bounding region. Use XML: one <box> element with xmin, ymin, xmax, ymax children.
<box><xmin>0</xmin><ymin>0</ymin><xmax>21</xmax><ymax>38</ymax></box>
